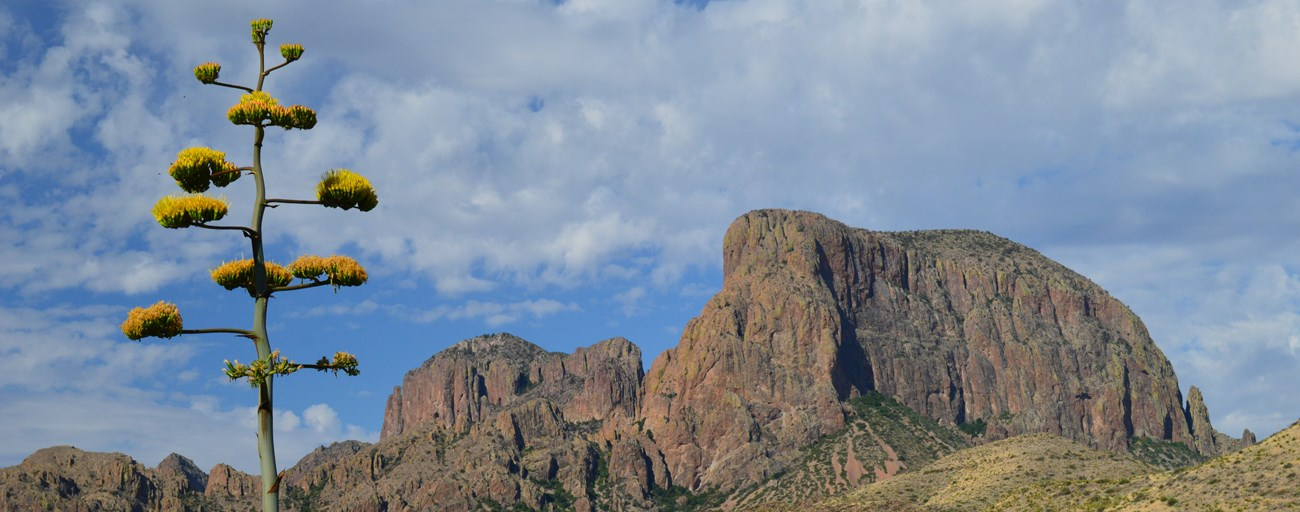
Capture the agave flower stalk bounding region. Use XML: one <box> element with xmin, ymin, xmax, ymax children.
<box><xmin>121</xmin><ymin>18</ymin><xmax>379</xmax><ymax>512</ymax></box>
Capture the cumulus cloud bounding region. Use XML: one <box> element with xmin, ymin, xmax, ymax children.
<box><xmin>303</xmin><ymin>403</ymin><xmax>342</xmax><ymax>433</ymax></box>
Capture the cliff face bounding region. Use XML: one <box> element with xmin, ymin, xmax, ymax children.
<box><xmin>294</xmin><ymin>334</ymin><xmax>664</xmax><ymax>512</ymax></box>
<box><xmin>641</xmin><ymin>209</ymin><xmax>1236</xmax><ymax>490</ymax></box>
<box><xmin>381</xmin><ymin>333</ymin><xmax>644</xmax><ymax>440</ymax></box>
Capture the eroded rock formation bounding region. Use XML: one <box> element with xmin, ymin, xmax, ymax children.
<box><xmin>641</xmin><ymin>209</ymin><xmax>1245</xmax><ymax>490</ymax></box>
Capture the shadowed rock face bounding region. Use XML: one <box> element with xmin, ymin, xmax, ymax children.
<box><xmin>641</xmin><ymin>209</ymin><xmax>1234</xmax><ymax>490</ymax></box>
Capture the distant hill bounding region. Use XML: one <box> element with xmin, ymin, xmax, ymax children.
<box><xmin>1</xmin><ymin>209</ymin><xmax>1265</xmax><ymax>511</ymax></box>
<box><xmin>0</xmin><ymin>447</ymin><xmax>257</xmax><ymax>511</ymax></box>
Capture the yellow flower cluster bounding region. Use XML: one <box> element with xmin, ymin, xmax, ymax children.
<box><xmin>210</xmin><ymin>259</ymin><xmax>293</xmax><ymax>295</ymax></box>
<box><xmin>168</xmin><ymin>147</ymin><xmax>240</xmax><ymax>192</ymax></box>
<box><xmin>270</xmin><ymin>104</ymin><xmax>317</xmax><ymax>130</ymax></box>
<box><xmin>303</xmin><ymin>351</ymin><xmax>362</xmax><ymax>376</ymax></box>
<box><xmin>332</xmin><ymin>351</ymin><xmax>359</xmax><ymax>368</ymax></box>
<box><xmin>226</xmin><ymin>91</ymin><xmax>317</xmax><ymax>130</ymax></box>
<box><xmin>227</xmin><ymin>92</ymin><xmax>276</xmax><ymax>126</ymax></box>
<box><xmin>193</xmin><ymin>62</ymin><xmax>221</xmax><ymax>84</ymax></box>
<box><xmin>152</xmin><ymin>194</ymin><xmax>229</xmax><ymax>229</ymax></box>
<box><xmin>224</xmin><ymin>350</ymin><xmax>298</xmax><ymax>387</ymax></box>
<box><xmin>316</xmin><ymin>169</ymin><xmax>378</xmax><ymax>211</ymax></box>
<box><xmin>250</xmin><ymin>18</ymin><xmax>273</xmax><ymax>45</ymax></box>
<box><xmin>121</xmin><ymin>301</ymin><xmax>183</xmax><ymax>340</ymax></box>
<box><xmin>288</xmin><ymin>254</ymin><xmax>368</xmax><ymax>288</ymax></box>
<box><xmin>325</xmin><ymin>351</ymin><xmax>360</xmax><ymax>376</ymax></box>
<box><xmin>280</xmin><ymin>43</ymin><xmax>304</xmax><ymax>62</ymax></box>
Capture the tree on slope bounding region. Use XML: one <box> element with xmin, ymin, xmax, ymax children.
<box><xmin>121</xmin><ymin>18</ymin><xmax>378</xmax><ymax>512</ymax></box>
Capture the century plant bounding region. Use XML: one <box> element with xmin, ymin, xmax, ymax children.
<box><xmin>121</xmin><ymin>18</ymin><xmax>377</xmax><ymax>512</ymax></box>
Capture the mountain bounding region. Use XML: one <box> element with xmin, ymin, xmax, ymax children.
<box><xmin>278</xmin><ymin>333</ymin><xmax>662</xmax><ymax>511</ymax></box>
<box><xmin>0</xmin><ymin>209</ymin><xmax>1262</xmax><ymax>511</ymax></box>
<box><xmin>0</xmin><ymin>447</ymin><xmax>257</xmax><ymax>511</ymax></box>
<box><xmin>641</xmin><ymin>209</ymin><xmax>1247</xmax><ymax>491</ymax></box>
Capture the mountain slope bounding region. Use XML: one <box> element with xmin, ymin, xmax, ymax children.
<box><xmin>726</xmin><ymin>392</ymin><xmax>972</xmax><ymax>511</ymax></box>
<box><xmin>816</xmin><ymin>433</ymin><xmax>1156</xmax><ymax>511</ymax></box>
<box><xmin>816</xmin><ymin>421</ymin><xmax>1300</xmax><ymax>511</ymax></box>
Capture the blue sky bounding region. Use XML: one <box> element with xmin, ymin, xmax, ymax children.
<box><xmin>2</xmin><ymin>0</ymin><xmax>1299</xmax><ymax>474</ymax></box>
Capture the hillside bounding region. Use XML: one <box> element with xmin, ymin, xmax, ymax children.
<box><xmin>726</xmin><ymin>392</ymin><xmax>972</xmax><ymax>511</ymax></box>
<box><xmin>817</xmin><ymin>420</ymin><xmax>1300</xmax><ymax>511</ymax></box>
<box><xmin>816</xmin><ymin>433</ymin><xmax>1156</xmax><ymax>511</ymax></box>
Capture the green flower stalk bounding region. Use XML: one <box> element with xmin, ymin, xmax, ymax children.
<box><xmin>123</xmin><ymin>18</ymin><xmax>377</xmax><ymax>512</ymax></box>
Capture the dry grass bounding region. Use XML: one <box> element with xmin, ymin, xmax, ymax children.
<box><xmin>810</xmin><ymin>420</ymin><xmax>1300</xmax><ymax>512</ymax></box>
<box><xmin>814</xmin><ymin>433</ymin><xmax>1152</xmax><ymax>511</ymax></box>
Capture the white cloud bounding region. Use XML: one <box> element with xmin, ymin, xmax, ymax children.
<box><xmin>1105</xmin><ymin>1</ymin><xmax>1300</xmax><ymax>108</ymax></box>
<box><xmin>303</xmin><ymin>403</ymin><xmax>342</xmax><ymax>433</ymax></box>
<box><xmin>399</xmin><ymin>298</ymin><xmax>581</xmax><ymax>327</ymax></box>
<box><xmin>614</xmin><ymin>286</ymin><xmax>647</xmax><ymax>317</ymax></box>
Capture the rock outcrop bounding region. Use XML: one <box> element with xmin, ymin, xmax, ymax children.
<box><xmin>1186</xmin><ymin>386</ymin><xmax>1255</xmax><ymax>456</ymax></box>
<box><xmin>641</xmin><ymin>209</ymin><xmax>1243</xmax><ymax>490</ymax></box>
<box><xmin>0</xmin><ymin>446</ymin><xmax>257</xmax><ymax>511</ymax></box>
<box><xmin>285</xmin><ymin>334</ymin><xmax>663</xmax><ymax>511</ymax></box>
<box><xmin>381</xmin><ymin>333</ymin><xmax>644</xmax><ymax>439</ymax></box>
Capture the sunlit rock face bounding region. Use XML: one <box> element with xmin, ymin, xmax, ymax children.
<box><xmin>641</xmin><ymin>209</ymin><xmax>1230</xmax><ymax>490</ymax></box>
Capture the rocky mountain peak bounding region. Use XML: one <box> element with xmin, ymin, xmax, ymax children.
<box><xmin>643</xmin><ymin>208</ymin><xmax>1241</xmax><ymax>491</ymax></box>
<box><xmin>156</xmin><ymin>453</ymin><xmax>207</xmax><ymax>493</ymax></box>
<box><xmin>446</xmin><ymin>332</ymin><xmax>549</xmax><ymax>359</ymax></box>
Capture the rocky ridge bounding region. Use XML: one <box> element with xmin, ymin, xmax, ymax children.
<box><xmin>0</xmin><ymin>446</ymin><xmax>257</xmax><ymax>511</ymax></box>
<box><xmin>276</xmin><ymin>333</ymin><xmax>665</xmax><ymax>511</ymax></box>
<box><xmin>0</xmin><ymin>209</ymin><xmax>1258</xmax><ymax>511</ymax></box>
